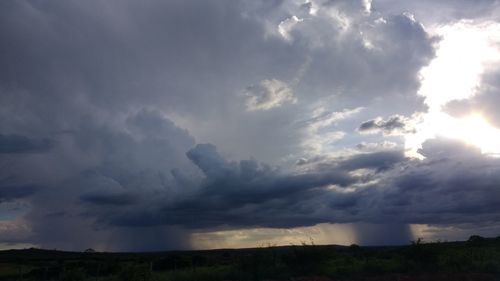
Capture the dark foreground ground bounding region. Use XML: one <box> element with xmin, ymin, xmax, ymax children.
<box><xmin>0</xmin><ymin>236</ymin><xmax>499</xmax><ymax>281</ymax></box>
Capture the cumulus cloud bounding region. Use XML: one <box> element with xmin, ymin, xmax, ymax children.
<box><xmin>244</xmin><ymin>79</ymin><xmax>297</xmax><ymax>111</ymax></box>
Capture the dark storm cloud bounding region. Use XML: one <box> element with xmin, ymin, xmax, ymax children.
<box><xmin>185</xmin><ymin>144</ymin><xmax>233</xmax><ymax>180</ymax></box>
<box><xmin>369</xmin><ymin>139</ymin><xmax>500</xmax><ymax>224</ymax></box>
<box><xmin>0</xmin><ymin>134</ymin><xmax>54</xmax><ymax>154</ymax></box>
<box><xmin>0</xmin><ymin>0</ymin><xmax>289</xmax><ymax>250</ymax></box>
<box><xmin>0</xmin><ymin>0</ymin><xmax>290</xmax><ymax>137</ymax></box>
<box><xmin>93</xmin><ymin>138</ymin><xmax>500</xmax><ymax>233</ymax></box>
<box><xmin>80</xmin><ymin>192</ymin><xmax>137</xmax><ymax>206</ymax></box>
<box><xmin>106</xmin><ymin>143</ymin><xmax>359</xmax><ymax>228</ymax></box>
<box><xmin>0</xmin><ymin>185</ymin><xmax>39</xmax><ymax>202</ymax></box>
<box><xmin>0</xmin><ymin>0</ymin><xmax>497</xmax><ymax>251</ymax></box>
<box><xmin>20</xmin><ymin>110</ymin><xmax>198</xmax><ymax>251</ymax></box>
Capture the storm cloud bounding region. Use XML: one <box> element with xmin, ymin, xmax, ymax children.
<box><xmin>1</xmin><ymin>0</ymin><xmax>500</xmax><ymax>251</ymax></box>
<box><xmin>0</xmin><ymin>135</ymin><xmax>54</xmax><ymax>154</ymax></box>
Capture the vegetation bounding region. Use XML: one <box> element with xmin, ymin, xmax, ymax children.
<box><xmin>0</xmin><ymin>236</ymin><xmax>500</xmax><ymax>280</ymax></box>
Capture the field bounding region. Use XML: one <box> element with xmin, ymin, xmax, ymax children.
<box><xmin>0</xmin><ymin>236</ymin><xmax>499</xmax><ymax>281</ymax></box>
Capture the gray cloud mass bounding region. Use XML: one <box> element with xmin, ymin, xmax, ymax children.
<box><xmin>0</xmin><ymin>0</ymin><xmax>500</xmax><ymax>251</ymax></box>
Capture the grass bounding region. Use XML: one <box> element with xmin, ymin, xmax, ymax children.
<box><xmin>0</xmin><ymin>236</ymin><xmax>499</xmax><ymax>280</ymax></box>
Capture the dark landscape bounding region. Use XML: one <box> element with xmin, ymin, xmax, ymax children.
<box><xmin>1</xmin><ymin>236</ymin><xmax>499</xmax><ymax>281</ymax></box>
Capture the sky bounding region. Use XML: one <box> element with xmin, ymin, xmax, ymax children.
<box><xmin>1</xmin><ymin>0</ymin><xmax>500</xmax><ymax>252</ymax></box>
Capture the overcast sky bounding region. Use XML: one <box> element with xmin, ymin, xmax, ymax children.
<box><xmin>1</xmin><ymin>0</ymin><xmax>500</xmax><ymax>251</ymax></box>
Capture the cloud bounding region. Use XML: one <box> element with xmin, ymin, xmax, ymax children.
<box><xmin>373</xmin><ymin>0</ymin><xmax>500</xmax><ymax>25</ymax></box>
<box><xmin>244</xmin><ymin>79</ymin><xmax>297</xmax><ymax>111</ymax></box>
<box><xmin>8</xmin><ymin>128</ymin><xmax>500</xmax><ymax>249</ymax></box>
<box><xmin>444</xmin><ymin>66</ymin><xmax>500</xmax><ymax>129</ymax></box>
<box><xmin>298</xmin><ymin>107</ymin><xmax>363</xmax><ymax>154</ymax></box>
<box><xmin>373</xmin><ymin>138</ymin><xmax>500</xmax><ymax>225</ymax></box>
<box><xmin>186</xmin><ymin>143</ymin><xmax>235</xmax><ymax>179</ymax></box>
<box><xmin>0</xmin><ymin>0</ymin><xmax>497</xmax><ymax>250</ymax></box>
<box><xmin>338</xmin><ymin>150</ymin><xmax>405</xmax><ymax>171</ymax></box>
<box><xmin>0</xmin><ymin>134</ymin><xmax>54</xmax><ymax>154</ymax></box>
<box><xmin>0</xmin><ymin>220</ymin><xmax>32</xmax><ymax>244</ymax></box>
<box><xmin>302</xmin><ymin>107</ymin><xmax>364</xmax><ymax>132</ymax></box>
<box><xmin>358</xmin><ymin>115</ymin><xmax>416</xmax><ymax>135</ymax></box>
<box><xmin>94</xmin><ymin>137</ymin><xmax>500</xmax><ymax>236</ymax></box>
<box><xmin>18</xmin><ymin>110</ymin><xmax>199</xmax><ymax>251</ymax></box>
<box><xmin>0</xmin><ymin>185</ymin><xmax>39</xmax><ymax>202</ymax></box>
<box><xmin>355</xmin><ymin>141</ymin><xmax>399</xmax><ymax>151</ymax></box>
<box><xmin>102</xmin><ymin>143</ymin><xmax>359</xmax><ymax>229</ymax></box>
<box><xmin>278</xmin><ymin>16</ymin><xmax>304</xmax><ymax>41</ymax></box>
<box><xmin>0</xmin><ymin>0</ymin><xmax>435</xmax><ymax>166</ymax></box>
<box><xmin>80</xmin><ymin>192</ymin><xmax>137</xmax><ymax>206</ymax></box>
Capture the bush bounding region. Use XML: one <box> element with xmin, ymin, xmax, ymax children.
<box><xmin>467</xmin><ymin>235</ymin><xmax>487</xmax><ymax>247</ymax></box>
<box><xmin>349</xmin><ymin>244</ymin><xmax>361</xmax><ymax>251</ymax></box>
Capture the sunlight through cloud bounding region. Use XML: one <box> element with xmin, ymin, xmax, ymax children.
<box><xmin>406</xmin><ymin>21</ymin><xmax>500</xmax><ymax>157</ymax></box>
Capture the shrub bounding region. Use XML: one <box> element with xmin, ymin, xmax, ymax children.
<box><xmin>467</xmin><ymin>235</ymin><xmax>487</xmax><ymax>247</ymax></box>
